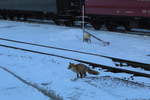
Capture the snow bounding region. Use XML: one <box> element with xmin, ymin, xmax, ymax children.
<box><xmin>0</xmin><ymin>68</ymin><xmax>49</xmax><ymax>100</ymax></box>
<box><xmin>0</xmin><ymin>20</ymin><xmax>150</xmax><ymax>100</ymax></box>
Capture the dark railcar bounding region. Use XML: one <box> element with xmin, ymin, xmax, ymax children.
<box><xmin>0</xmin><ymin>0</ymin><xmax>77</xmax><ymax>25</ymax></box>
<box><xmin>0</xmin><ymin>0</ymin><xmax>57</xmax><ymax>12</ymax></box>
<box><xmin>85</xmin><ymin>0</ymin><xmax>150</xmax><ymax>30</ymax></box>
<box><xmin>0</xmin><ymin>0</ymin><xmax>57</xmax><ymax>19</ymax></box>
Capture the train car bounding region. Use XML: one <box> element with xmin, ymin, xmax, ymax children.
<box><xmin>0</xmin><ymin>0</ymin><xmax>79</xmax><ymax>25</ymax></box>
<box><xmin>85</xmin><ymin>0</ymin><xmax>150</xmax><ymax>30</ymax></box>
<box><xmin>0</xmin><ymin>0</ymin><xmax>56</xmax><ymax>19</ymax></box>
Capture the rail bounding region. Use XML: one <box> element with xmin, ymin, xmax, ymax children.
<box><xmin>0</xmin><ymin>43</ymin><xmax>150</xmax><ymax>78</ymax></box>
<box><xmin>0</xmin><ymin>37</ymin><xmax>149</xmax><ymax>71</ymax></box>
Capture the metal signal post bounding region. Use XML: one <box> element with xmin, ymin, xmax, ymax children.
<box><xmin>81</xmin><ymin>0</ymin><xmax>85</xmax><ymax>41</ymax></box>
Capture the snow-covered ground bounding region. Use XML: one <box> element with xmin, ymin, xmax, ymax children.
<box><xmin>0</xmin><ymin>20</ymin><xmax>150</xmax><ymax>100</ymax></box>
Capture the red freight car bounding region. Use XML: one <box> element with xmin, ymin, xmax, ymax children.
<box><xmin>85</xmin><ymin>0</ymin><xmax>150</xmax><ymax>30</ymax></box>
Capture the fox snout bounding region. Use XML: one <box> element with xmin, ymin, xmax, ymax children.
<box><xmin>68</xmin><ymin>66</ymin><xmax>71</xmax><ymax>69</ymax></box>
<box><xmin>68</xmin><ymin>64</ymin><xmax>72</xmax><ymax>69</ymax></box>
<box><xmin>68</xmin><ymin>62</ymin><xmax>74</xmax><ymax>69</ymax></box>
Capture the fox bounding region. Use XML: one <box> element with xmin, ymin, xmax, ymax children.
<box><xmin>68</xmin><ymin>63</ymin><xmax>99</xmax><ymax>78</ymax></box>
<box><xmin>83</xmin><ymin>32</ymin><xmax>91</xmax><ymax>43</ymax></box>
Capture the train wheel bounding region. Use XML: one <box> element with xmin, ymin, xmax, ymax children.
<box><xmin>124</xmin><ymin>25</ymin><xmax>131</xmax><ymax>31</ymax></box>
<box><xmin>90</xmin><ymin>17</ymin><xmax>102</xmax><ymax>30</ymax></box>
<box><xmin>106</xmin><ymin>23</ymin><xmax>117</xmax><ymax>31</ymax></box>
<box><xmin>17</xmin><ymin>16</ymin><xmax>21</xmax><ymax>20</ymax></box>
<box><xmin>124</xmin><ymin>22</ymin><xmax>131</xmax><ymax>31</ymax></box>
<box><xmin>64</xmin><ymin>21</ymin><xmax>74</xmax><ymax>27</ymax></box>
<box><xmin>9</xmin><ymin>16</ymin><xmax>14</xmax><ymax>20</ymax></box>
<box><xmin>92</xmin><ymin>24</ymin><xmax>101</xmax><ymax>30</ymax></box>
<box><xmin>53</xmin><ymin>19</ymin><xmax>61</xmax><ymax>25</ymax></box>
<box><xmin>23</xmin><ymin>15</ymin><xmax>27</xmax><ymax>21</ymax></box>
<box><xmin>90</xmin><ymin>21</ymin><xmax>102</xmax><ymax>30</ymax></box>
<box><xmin>2</xmin><ymin>15</ymin><xmax>7</xmax><ymax>20</ymax></box>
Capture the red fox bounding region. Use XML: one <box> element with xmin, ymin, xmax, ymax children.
<box><xmin>68</xmin><ymin>63</ymin><xmax>99</xmax><ymax>78</ymax></box>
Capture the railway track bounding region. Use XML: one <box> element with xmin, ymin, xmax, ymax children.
<box><xmin>1</xmin><ymin>19</ymin><xmax>150</xmax><ymax>37</ymax></box>
<box><xmin>24</xmin><ymin>19</ymin><xmax>150</xmax><ymax>36</ymax></box>
<box><xmin>0</xmin><ymin>39</ymin><xmax>150</xmax><ymax>78</ymax></box>
<box><xmin>110</xmin><ymin>28</ymin><xmax>150</xmax><ymax>36</ymax></box>
<box><xmin>21</xmin><ymin>19</ymin><xmax>150</xmax><ymax>36</ymax></box>
<box><xmin>129</xmin><ymin>30</ymin><xmax>150</xmax><ymax>35</ymax></box>
<box><xmin>0</xmin><ymin>37</ymin><xmax>149</xmax><ymax>71</ymax></box>
<box><xmin>0</xmin><ymin>66</ymin><xmax>63</xmax><ymax>100</ymax></box>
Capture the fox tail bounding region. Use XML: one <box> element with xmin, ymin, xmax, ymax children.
<box><xmin>87</xmin><ymin>69</ymin><xmax>99</xmax><ymax>75</ymax></box>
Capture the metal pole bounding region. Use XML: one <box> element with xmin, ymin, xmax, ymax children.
<box><xmin>82</xmin><ymin>0</ymin><xmax>85</xmax><ymax>41</ymax></box>
<box><xmin>82</xmin><ymin>4</ymin><xmax>85</xmax><ymax>32</ymax></box>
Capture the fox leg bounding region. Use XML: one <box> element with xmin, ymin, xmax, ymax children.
<box><xmin>79</xmin><ymin>72</ymin><xmax>83</xmax><ymax>78</ymax></box>
<box><xmin>83</xmin><ymin>38</ymin><xmax>91</xmax><ymax>43</ymax></box>
<box><xmin>80</xmin><ymin>72</ymin><xmax>87</xmax><ymax>78</ymax></box>
<box><xmin>83</xmin><ymin>72</ymin><xmax>87</xmax><ymax>77</ymax></box>
<box><xmin>89</xmin><ymin>39</ymin><xmax>91</xmax><ymax>43</ymax></box>
<box><xmin>77</xmin><ymin>73</ymin><xmax>80</xmax><ymax>78</ymax></box>
<box><xmin>82</xmin><ymin>72</ymin><xmax>86</xmax><ymax>78</ymax></box>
